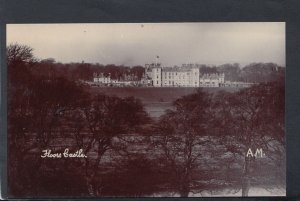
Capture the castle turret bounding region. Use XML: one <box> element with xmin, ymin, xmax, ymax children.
<box><xmin>152</xmin><ymin>67</ymin><xmax>162</xmax><ymax>87</ymax></box>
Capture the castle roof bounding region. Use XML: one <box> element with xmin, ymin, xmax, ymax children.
<box><xmin>161</xmin><ymin>66</ymin><xmax>199</xmax><ymax>72</ymax></box>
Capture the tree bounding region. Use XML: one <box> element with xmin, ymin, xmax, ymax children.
<box><xmin>7</xmin><ymin>43</ymin><xmax>36</xmax><ymax>66</ymax></box>
<box><xmin>152</xmin><ymin>89</ymin><xmax>217</xmax><ymax>197</ymax></box>
<box><xmin>71</xmin><ymin>63</ymin><xmax>93</xmax><ymax>80</ymax></box>
<box><xmin>7</xmin><ymin>43</ymin><xmax>37</xmax><ymax>90</ymax></box>
<box><xmin>217</xmin><ymin>63</ymin><xmax>241</xmax><ymax>81</ymax></box>
<box><xmin>212</xmin><ymin>81</ymin><xmax>285</xmax><ymax>196</ymax></box>
<box><xmin>200</xmin><ymin>65</ymin><xmax>218</xmax><ymax>74</ymax></box>
<box><xmin>130</xmin><ymin>66</ymin><xmax>145</xmax><ymax>80</ymax></box>
<box><xmin>241</xmin><ymin>63</ymin><xmax>285</xmax><ymax>83</ymax></box>
<box><xmin>65</xmin><ymin>94</ymin><xmax>150</xmax><ymax>195</ymax></box>
<box><xmin>8</xmin><ymin>72</ymin><xmax>88</xmax><ymax>195</ymax></box>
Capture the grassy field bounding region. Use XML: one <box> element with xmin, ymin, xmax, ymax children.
<box><xmin>88</xmin><ymin>87</ymin><xmax>241</xmax><ymax>119</ymax></box>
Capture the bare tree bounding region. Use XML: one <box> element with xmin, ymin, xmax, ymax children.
<box><xmin>8</xmin><ymin>72</ymin><xmax>87</xmax><ymax>195</ymax></box>
<box><xmin>212</xmin><ymin>82</ymin><xmax>285</xmax><ymax>196</ymax></box>
<box><xmin>7</xmin><ymin>43</ymin><xmax>36</xmax><ymax>65</ymax></box>
<box><xmin>66</xmin><ymin>94</ymin><xmax>149</xmax><ymax>195</ymax></box>
<box><xmin>152</xmin><ymin>89</ymin><xmax>218</xmax><ymax>197</ymax></box>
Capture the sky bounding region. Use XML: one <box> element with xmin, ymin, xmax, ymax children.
<box><xmin>7</xmin><ymin>22</ymin><xmax>285</xmax><ymax>67</ymax></box>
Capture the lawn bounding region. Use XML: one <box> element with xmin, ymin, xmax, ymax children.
<box><xmin>88</xmin><ymin>87</ymin><xmax>240</xmax><ymax>118</ymax></box>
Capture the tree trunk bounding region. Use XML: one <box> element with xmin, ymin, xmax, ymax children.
<box><xmin>242</xmin><ymin>157</ymin><xmax>251</xmax><ymax>197</ymax></box>
<box><xmin>179</xmin><ymin>182</ymin><xmax>190</xmax><ymax>197</ymax></box>
<box><xmin>179</xmin><ymin>189</ymin><xmax>189</xmax><ymax>197</ymax></box>
<box><xmin>242</xmin><ymin>179</ymin><xmax>250</xmax><ymax>196</ymax></box>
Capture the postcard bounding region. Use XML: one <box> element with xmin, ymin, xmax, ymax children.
<box><xmin>6</xmin><ymin>22</ymin><xmax>285</xmax><ymax>197</ymax></box>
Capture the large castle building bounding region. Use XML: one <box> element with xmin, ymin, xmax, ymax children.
<box><xmin>143</xmin><ymin>63</ymin><xmax>225</xmax><ymax>87</ymax></box>
<box><xmin>92</xmin><ymin>63</ymin><xmax>253</xmax><ymax>88</ymax></box>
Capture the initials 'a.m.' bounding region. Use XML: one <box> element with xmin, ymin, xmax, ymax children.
<box><xmin>246</xmin><ymin>148</ymin><xmax>265</xmax><ymax>158</ymax></box>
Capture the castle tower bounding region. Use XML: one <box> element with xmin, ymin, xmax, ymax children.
<box><xmin>152</xmin><ymin>67</ymin><xmax>162</xmax><ymax>87</ymax></box>
<box><xmin>191</xmin><ymin>67</ymin><xmax>200</xmax><ymax>87</ymax></box>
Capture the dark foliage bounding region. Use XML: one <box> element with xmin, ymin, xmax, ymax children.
<box><xmin>7</xmin><ymin>44</ymin><xmax>285</xmax><ymax>197</ymax></box>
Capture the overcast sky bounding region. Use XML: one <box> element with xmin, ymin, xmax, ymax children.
<box><xmin>7</xmin><ymin>22</ymin><xmax>285</xmax><ymax>67</ymax></box>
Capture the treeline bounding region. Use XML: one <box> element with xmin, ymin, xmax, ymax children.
<box><xmin>190</xmin><ymin>63</ymin><xmax>284</xmax><ymax>83</ymax></box>
<box><xmin>8</xmin><ymin>44</ymin><xmax>285</xmax><ymax>197</ymax></box>
<box><xmin>33</xmin><ymin>58</ymin><xmax>145</xmax><ymax>81</ymax></box>
<box><xmin>26</xmin><ymin>56</ymin><xmax>285</xmax><ymax>83</ymax></box>
<box><xmin>216</xmin><ymin>63</ymin><xmax>285</xmax><ymax>83</ymax></box>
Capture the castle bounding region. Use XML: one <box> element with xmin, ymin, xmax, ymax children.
<box><xmin>92</xmin><ymin>63</ymin><xmax>254</xmax><ymax>88</ymax></box>
<box><xmin>142</xmin><ymin>63</ymin><xmax>225</xmax><ymax>87</ymax></box>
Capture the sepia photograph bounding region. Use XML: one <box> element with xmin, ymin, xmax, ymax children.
<box><xmin>7</xmin><ymin>22</ymin><xmax>285</xmax><ymax>197</ymax></box>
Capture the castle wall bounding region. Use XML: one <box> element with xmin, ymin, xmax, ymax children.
<box><xmin>152</xmin><ymin>67</ymin><xmax>162</xmax><ymax>87</ymax></box>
